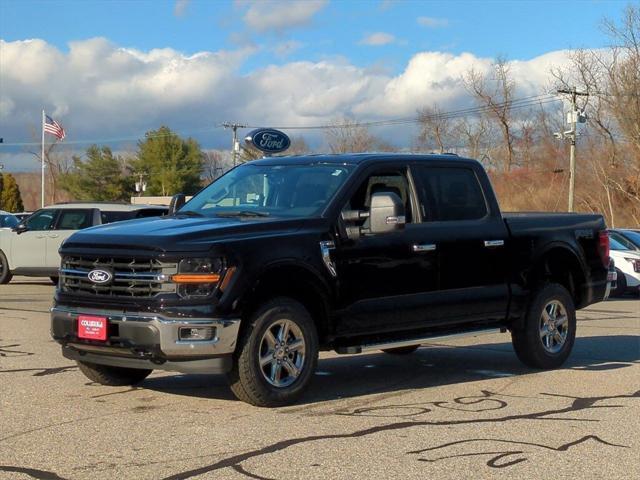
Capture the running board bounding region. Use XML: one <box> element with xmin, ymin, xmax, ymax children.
<box><xmin>335</xmin><ymin>328</ymin><xmax>502</xmax><ymax>355</ymax></box>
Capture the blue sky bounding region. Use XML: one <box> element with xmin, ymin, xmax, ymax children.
<box><xmin>0</xmin><ymin>0</ymin><xmax>630</xmax><ymax>171</ymax></box>
<box><xmin>1</xmin><ymin>0</ymin><xmax>624</xmax><ymax>72</ymax></box>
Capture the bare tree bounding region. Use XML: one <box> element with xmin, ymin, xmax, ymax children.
<box><xmin>324</xmin><ymin>117</ymin><xmax>394</xmax><ymax>153</ymax></box>
<box><xmin>464</xmin><ymin>57</ymin><xmax>517</xmax><ymax>172</ymax></box>
<box><xmin>202</xmin><ymin>150</ymin><xmax>226</xmax><ymax>182</ymax></box>
<box><xmin>454</xmin><ymin>116</ymin><xmax>491</xmax><ymax>159</ymax></box>
<box><xmin>417</xmin><ymin>104</ymin><xmax>453</xmax><ymax>153</ymax></box>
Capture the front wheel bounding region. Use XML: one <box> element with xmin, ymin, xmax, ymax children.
<box><xmin>77</xmin><ymin>361</ymin><xmax>152</xmax><ymax>386</ymax></box>
<box><xmin>0</xmin><ymin>250</ymin><xmax>13</xmax><ymax>284</ymax></box>
<box><xmin>511</xmin><ymin>283</ymin><xmax>576</xmax><ymax>369</ymax></box>
<box><xmin>228</xmin><ymin>298</ymin><xmax>318</xmax><ymax>407</ymax></box>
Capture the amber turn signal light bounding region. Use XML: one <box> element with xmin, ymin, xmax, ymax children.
<box><xmin>171</xmin><ymin>274</ymin><xmax>221</xmax><ymax>284</ymax></box>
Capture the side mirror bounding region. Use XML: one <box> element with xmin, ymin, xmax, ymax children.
<box><xmin>168</xmin><ymin>193</ymin><xmax>186</xmax><ymax>215</ymax></box>
<box><xmin>369</xmin><ymin>192</ymin><xmax>406</xmax><ymax>234</ymax></box>
<box><xmin>12</xmin><ymin>224</ymin><xmax>28</xmax><ymax>235</ymax></box>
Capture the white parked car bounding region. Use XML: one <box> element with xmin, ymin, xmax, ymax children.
<box><xmin>0</xmin><ymin>202</ymin><xmax>167</xmax><ymax>284</ymax></box>
<box><xmin>609</xmin><ymin>236</ymin><xmax>640</xmax><ymax>297</ymax></box>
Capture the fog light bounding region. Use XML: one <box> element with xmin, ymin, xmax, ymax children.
<box><xmin>179</xmin><ymin>327</ymin><xmax>215</xmax><ymax>341</ymax></box>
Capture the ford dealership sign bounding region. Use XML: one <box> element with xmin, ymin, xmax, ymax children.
<box><xmin>245</xmin><ymin>128</ymin><xmax>290</xmax><ymax>154</ymax></box>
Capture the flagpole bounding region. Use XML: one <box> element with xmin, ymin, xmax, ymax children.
<box><xmin>41</xmin><ymin>109</ymin><xmax>45</xmax><ymax>208</ymax></box>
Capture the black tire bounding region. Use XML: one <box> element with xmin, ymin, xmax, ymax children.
<box><xmin>227</xmin><ymin>298</ymin><xmax>319</xmax><ymax>407</ymax></box>
<box><xmin>0</xmin><ymin>250</ymin><xmax>12</xmax><ymax>284</ymax></box>
<box><xmin>511</xmin><ymin>283</ymin><xmax>576</xmax><ymax>369</ymax></box>
<box><xmin>77</xmin><ymin>360</ymin><xmax>152</xmax><ymax>386</ymax></box>
<box><xmin>611</xmin><ymin>269</ymin><xmax>626</xmax><ymax>297</ymax></box>
<box><xmin>50</xmin><ymin>276</ymin><xmax>59</xmax><ymax>285</ymax></box>
<box><xmin>382</xmin><ymin>345</ymin><xmax>420</xmax><ymax>355</ymax></box>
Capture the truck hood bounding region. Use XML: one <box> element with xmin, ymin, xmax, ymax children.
<box><xmin>62</xmin><ymin>215</ymin><xmax>323</xmax><ymax>253</ymax></box>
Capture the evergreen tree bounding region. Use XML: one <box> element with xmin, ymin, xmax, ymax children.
<box><xmin>131</xmin><ymin>126</ymin><xmax>203</xmax><ymax>196</ymax></box>
<box><xmin>0</xmin><ymin>173</ymin><xmax>25</xmax><ymax>212</ymax></box>
<box><xmin>59</xmin><ymin>145</ymin><xmax>131</xmax><ymax>201</ymax></box>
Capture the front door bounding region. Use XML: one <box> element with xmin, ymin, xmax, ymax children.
<box><xmin>10</xmin><ymin>209</ymin><xmax>58</xmax><ymax>269</ymax></box>
<box><xmin>333</xmin><ymin>165</ymin><xmax>439</xmax><ymax>335</ymax></box>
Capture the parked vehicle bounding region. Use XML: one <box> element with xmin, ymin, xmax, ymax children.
<box><xmin>609</xmin><ymin>237</ymin><xmax>640</xmax><ymax>296</ymax></box>
<box><xmin>0</xmin><ymin>211</ymin><xmax>19</xmax><ymax>229</ymax></box>
<box><xmin>0</xmin><ymin>202</ymin><xmax>167</xmax><ymax>284</ymax></box>
<box><xmin>51</xmin><ymin>154</ymin><xmax>611</xmax><ymax>407</ymax></box>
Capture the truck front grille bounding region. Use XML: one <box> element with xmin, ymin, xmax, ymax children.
<box><xmin>60</xmin><ymin>256</ymin><xmax>177</xmax><ymax>298</ymax></box>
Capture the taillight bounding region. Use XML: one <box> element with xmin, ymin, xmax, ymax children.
<box><xmin>598</xmin><ymin>230</ymin><xmax>610</xmax><ymax>267</ymax></box>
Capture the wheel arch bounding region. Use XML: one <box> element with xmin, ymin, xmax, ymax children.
<box><xmin>527</xmin><ymin>243</ymin><xmax>588</xmax><ymax>308</ymax></box>
<box><xmin>239</xmin><ymin>261</ymin><xmax>333</xmax><ymax>343</ymax></box>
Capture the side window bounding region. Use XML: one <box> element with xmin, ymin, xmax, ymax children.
<box><xmin>101</xmin><ymin>211</ymin><xmax>134</xmax><ymax>224</ymax></box>
<box><xmin>342</xmin><ymin>168</ymin><xmax>413</xmax><ymax>227</ymax></box>
<box><xmin>25</xmin><ymin>209</ymin><xmax>57</xmax><ymax>231</ymax></box>
<box><xmin>413</xmin><ymin>166</ymin><xmax>488</xmax><ymax>221</ymax></box>
<box><xmin>55</xmin><ymin>209</ymin><xmax>93</xmax><ymax>230</ymax></box>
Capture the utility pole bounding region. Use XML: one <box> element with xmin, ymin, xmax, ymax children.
<box><xmin>555</xmin><ymin>88</ymin><xmax>588</xmax><ymax>212</ymax></box>
<box><xmin>222</xmin><ymin>122</ymin><xmax>247</xmax><ymax>166</ymax></box>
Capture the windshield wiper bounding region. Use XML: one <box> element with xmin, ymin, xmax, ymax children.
<box><xmin>177</xmin><ymin>210</ymin><xmax>205</xmax><ymax>217</ymax></box>
<box><xmin>214</xmin><ymin>210</ymin><xmax>270</xmax><ymax>218</ymax></box>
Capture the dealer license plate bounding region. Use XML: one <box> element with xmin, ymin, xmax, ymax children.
<box><xmin>77</xmin><ymin>315</ymin><xmax>108</xmax><ymax>341</ymax></box>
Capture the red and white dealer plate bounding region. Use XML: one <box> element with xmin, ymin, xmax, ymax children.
<box><xmin>77</xmin><ymin>315</ymin><xmax>108</xmax><ymax>341</ymax></box>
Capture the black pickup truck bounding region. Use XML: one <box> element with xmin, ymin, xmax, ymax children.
<box><xmin>51</xmin><ymin>154</ymin><xmax>612</xmax><ymax>406</ymax></box>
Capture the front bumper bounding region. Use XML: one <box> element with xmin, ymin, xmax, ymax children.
<box><xmin>51</xmin><ymin>306</ymin><xmax>241</xmax><ymax>374</ymax></box>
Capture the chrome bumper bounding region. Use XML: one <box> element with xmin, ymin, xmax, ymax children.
<box><xmin>51</xmin><ymin>306</ymin><xmax>241</xmax><ymax>373</ymax></box>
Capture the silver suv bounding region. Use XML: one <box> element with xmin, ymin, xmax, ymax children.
<box><xmin>0</xmin><ymin>202</ymin><xmax>167</xmax><ymax>284</ymax></box>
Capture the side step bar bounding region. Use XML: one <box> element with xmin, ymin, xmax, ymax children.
<box><xmin>335</xmin><ymin>328</ymin><xmax>502</xmax><ymax>355</ymax></box>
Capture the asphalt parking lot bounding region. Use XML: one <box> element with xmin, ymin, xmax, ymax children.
<box><xmin>0</xmin><ymin>278</ymin><xmax>638</xmax><ymax>480</ymax></box>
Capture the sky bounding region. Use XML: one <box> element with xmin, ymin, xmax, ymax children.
<box><xmin>0</xmin><ymin>0</ymin><xmax>629</xmax><ymax>171</ymax></box>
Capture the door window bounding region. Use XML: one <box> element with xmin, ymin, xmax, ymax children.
<box><xmin>25</xmin><ymin>209</ymin><xmax>57</xmax><ymax>231</ymax></box>
<box><xmin>413</xmin><ymin>166</ymin><xmax>487</xmax><ymax>221</ymax></box>
<box><xmin>342</xmin><ymin>169</ymin><xmax>414</xmax><ymax>231</ymax></box>
<box><xmin>55</xmin><ymin>210</ymin><xmax>93</xmax><ymax>230</ymax></box>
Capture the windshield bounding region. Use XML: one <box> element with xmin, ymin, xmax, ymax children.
<box><xmin>620</xmin><ymin>230</ymin><xmax>640</xmax><ymax>248</ymax></box>
<box><xmin>610</xmin><ymin>237</ymin><xmax>630</xmax><ymax>251</ymax></box>
<box><xmin>181</xmin><ymin>163</ymin><xmax>354</xmax><ymax>218</ymax></box>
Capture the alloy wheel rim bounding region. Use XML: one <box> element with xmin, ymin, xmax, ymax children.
<box><xmin>539</xmin><ymin>300</ymin><xmax>569</xmax><ymax>354</ymax></box>
<box><xmin>258</xmin><ymin>319</ymin><xmax>306</xmax><ymax>388</ymax></box>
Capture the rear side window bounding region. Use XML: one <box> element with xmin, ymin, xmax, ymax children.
<box><xmin>413</xmin><ymin>166</ymin><xmax>488</xmax><ymax>221</ymax></box>
<box><xmin>101</xmin><ymin>211</ymin><xmax>135</xmax><ymax>224</ymax></box>
<box><xmin>56</xmin><ymin>209</ymin><xmax>94</xmax><ymax>230</ymax></box>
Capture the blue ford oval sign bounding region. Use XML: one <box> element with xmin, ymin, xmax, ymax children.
<box><xmin>88</xmin><ymin>269</ymin><xmax>113</xmax><ymax>284</ymax></box>
<box><xmin>245</xmin><ymin>128</ymin><xmax>290</xmax><ymax>154</ymax></box>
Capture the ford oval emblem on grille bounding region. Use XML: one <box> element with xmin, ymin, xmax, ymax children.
<box><xmin>87</xmin><ymin>269</ymin><xmax>113</xmax><ymax>284</ymax></box>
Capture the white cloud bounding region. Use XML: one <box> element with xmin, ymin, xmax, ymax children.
<box><xmin>240</xmin><ymin>0</ymin><xmax>328</xmax><ymax>33</ymax></box>
<box><xmin>359</xmin><ymin>32</ymin><xmax>396</xmax><ymax>46</ymax></box>
<box><xmin>174</xmin><ymin>0</ymin><xmax>190</xmax><ymax>17</ymax></box>
<box><xmin>417</xmin><ymin>16</ymin><xmax>449</xmax><ymax>28</ymax></box>
<box><xmin>272</xmin><ymin>40</ymin><xmax>304</xmax><ymax>58</ymax></box>
<box><xmin>0</xmin><ymin>38</ymin><xmax>576</xmax><ymax>170</ymax></box>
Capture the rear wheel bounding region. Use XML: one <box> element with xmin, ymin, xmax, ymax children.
<box><xmin>77</xmin><ymin>361</ymin><xmax>152</xmax><ymax>386</ymax></box>
<box><xmin>228</xmin><ymin>298</ymin><xmax>318</xmax><ymax>407</ymax></box>
<box><xmin>382</xmin><ymin>345</ymin><xmax>420</xmax><ymax>355</ymax></box>
<box><xmin>0</xmin><ymin>250</ymin><xmax>12</xmax><ymax>284</ymax></box>
<box><xmin>511</xmin><ymin>283</ymin><xmax>576</xmax><ymax>369</ymax></box>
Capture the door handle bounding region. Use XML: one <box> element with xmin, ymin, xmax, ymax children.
<box><xmin>36</xmin><ymin>235</ymin><xmax>45</xmax><ymax>239</ymax></box>
<box><xmin>413</xmin><ymin>243</ymin><xmax>436</xmax><ymax>252</ymax></box>
<box><xmin>48</xmin><ymin>234</ymin><xmax>59</xmax><ymax>238</ymax></box>
<box><xmin>484</xmin><ymin>240</ymin><xmax>505</xmax><ymax>247</ymax></box>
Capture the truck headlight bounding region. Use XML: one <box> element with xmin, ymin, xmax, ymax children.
<box><xmin>172</xmin><ymin>258</ymin><xmax>224</xmax><ymax>299</ymax></box>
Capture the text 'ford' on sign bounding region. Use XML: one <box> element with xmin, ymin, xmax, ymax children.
<box><xmin>244</xmin><ymin>128</ymin><xmax>290</xmax><ymax>154</ymax></box>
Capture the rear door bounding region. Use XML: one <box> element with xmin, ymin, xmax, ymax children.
<box><xmin>411</xmin><ymin>163</ymin><xmax>510</xmax><ymax>323</ymax></box>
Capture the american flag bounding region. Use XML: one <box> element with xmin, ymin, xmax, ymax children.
<box><xmin>44</xmin><ymin>115</ymin><xmax>66</xmax><ymax>140</ymax></box>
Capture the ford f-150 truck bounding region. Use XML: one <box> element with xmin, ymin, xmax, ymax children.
<box><xmin>51</xmin><ymin>154</ymin><xmax>611</xmax><ymax>407</ymax></box>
